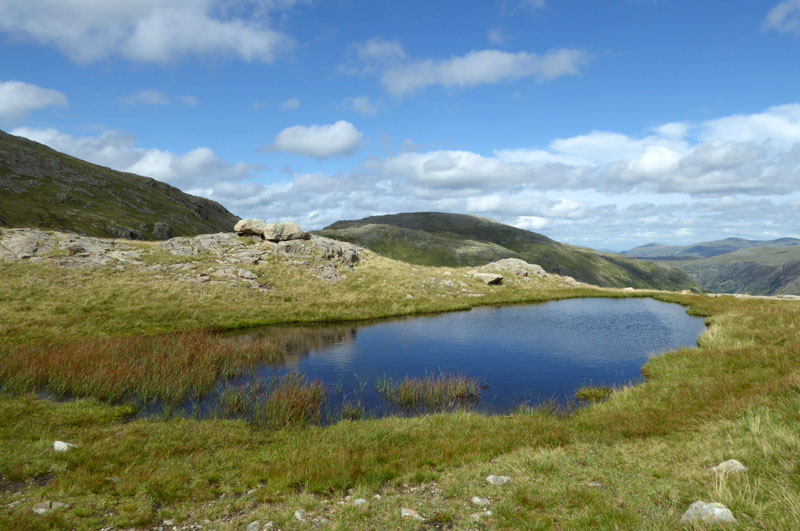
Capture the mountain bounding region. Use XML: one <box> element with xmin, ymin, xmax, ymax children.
<box><xmin>622</xmin><ymin>237</ymin><xmax>800</xmax><ymax>260</ymax></box>
<box><xmin>620</xmin><ymin>238</ymin><xmax>800</xmax><ymax>295</ymax></box>
<box><xmin>0</xmin><ymin>130</ymin><xmax>239</xmax><ymax>240</ymax></box>
<box><xmin>315</xmin><ymin>212</ymin><xmax>699</xmax><ymax>291</ymax></box>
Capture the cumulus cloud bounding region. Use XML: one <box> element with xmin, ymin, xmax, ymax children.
<box><xmin>341</xmin><ymin>96</ymin><xmax>378</xmax><ymax>116</ymax></box>
<box><xmin>380</xmin><ymin>48</ymin><xmax>590</xmax><ymax>97</ymax></box>
<box><xmin>0</xmin><ymin>80</ymin><xmax>67</xmax><ymax>124</ymax></box>
<box><xmin>764</xmin><ymin>0</ymin><xmax>800</xmax><ymax>35</ymax></box>
<box><xmin>10</xmin><ymin>127</ymin><xmax>257</xmax><ymax>190</ymax></box>
<box><xmin>0</xmin><ymin>0</ymin><xmax>297</xmax><ymax>64</ymax></box>
<box><xmin>344</xmin><ymin>38</ymin><xmax>590</xmax><ymax>97</ymax></box>
<box><xmin>266</xmin><ymin>120</ymin><xmax>363</xmax><ymax>159</ymax></box>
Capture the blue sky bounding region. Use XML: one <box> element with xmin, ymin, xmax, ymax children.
<box><xmin>2</xmin><ymin>0</ymin><xmax>800</xmax><ymax>250</ymax></box>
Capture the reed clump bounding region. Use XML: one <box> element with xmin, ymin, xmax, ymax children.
<box><xmin>0</xmin><ymin>331</ymin><xmax>284</xmax><ymax>406</ymax></box>
<box><xmin>258</xmin><ymin>372</ymin><xmax>326</xmax><ymax>427</ymax></box>
<box><xmin>377</xmin><ymin>373</ymin><xmax>481</xmax><ymax>409</ymax></box>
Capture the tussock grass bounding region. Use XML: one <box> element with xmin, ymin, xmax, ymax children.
<box><xmin>376</xmin><ymin>373</ymin><xmax>481</xmax><ymax>409</ymax></box>
<box><xmin>574</xmin><ymin>385</ymin><xmax>613</xmax><ymax>402</ymax></box>
<box><xmin>0</xmin><ymin>330</ymin><xmax>283</xmax><ymax>405</ymax></box>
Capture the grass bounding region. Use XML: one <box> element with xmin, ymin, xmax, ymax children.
<box><xmin>574</xmin><ymin>385</ymin><xmax>614</xmax><ymax>402</ymax></box>
<box><xmin>1</xmin><ymin>248</ymin><xmax>800</xmax><ymax>528</ymax></box>
<box><xmin>0</xmin><ymin>330</ymin><xmax>284</xmax><ymax>405</ymax></box>
<box><xmin>377</xmin><ymin>373</ymin><xmax>482</xmax><ymax>410</ymax></box>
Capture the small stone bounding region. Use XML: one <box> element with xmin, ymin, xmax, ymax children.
<box><xmin>586</xmin><ymin>481</ymin><xmax>605</xmax><ymax>489</ymax></box>
<box><xmin>709</xmin><ymin>459</ymin><xmax>747</xmax><ymax>474</ymax></box>
<box><xmin>470</xmin><ymin>510</ymin><xmax>493</xmax><ymax>522</ymax></box>
<box><xmin>373</xmin><ymin>494</ymin><xmax>382</xmax><ymax>500</ymax></box>
<box><xmin>680</xmin><ymin>500</ymin><xmax>737</xmax><ymax>524</ymax></box>
<box><xmin>486</xmin><ymin>475</ymin><xmax>511</xmax><ymax>485</ymax></box>
<box><xmin>237</xmin><ymin>269</ymin><xmax>257</xmax><ymax>280</ymax></box>
<box><xmin>246</xmin><ymin>488</ymin><xmax>259</xmax><ymax>496</ymax></box>
<box><xmin>32</xmin><ymin>501</ymin><xmax>69</xmax><ymax>515</ymax></box>
<box><xmin>471</xmin><ymin>496</ymin><xmax>490</xmax><ymax>506</ymax></box>
<box><xmin>246</xmin><ymin>521</ymin><xmax>260</xmax><ymax>531</ymax></box>
<box><xmin>163</xmin><ymin>519</ymin><xmax>175</xmax><ymax>526</ymax></box>
<box><xmin>400</xmin><ymin>507</ymin><xmax>425</xmax><ymax>521</ymax></box>
<box><xmin>353</xmin><ymin>498</ymin><xmax>367</xmax><ymax>507</ymax></box>
<box><xmin>294</xmin><ymin>509</ymin><xmax>307</xmax><ymax>522</ymax></box>
<box><xmin>53</xmin><ymin>440</ymin><xmax>77</xmax><ymax>452</ymax></box>
<box><xmin>406</xmin><ymin>293</ymin><xmax>414</xmax><ymax>299</ymax></box>
<box><xmin>262</xmin><ymin>522</ymin><xmax>275</xmax><ymax>530</ymax></box>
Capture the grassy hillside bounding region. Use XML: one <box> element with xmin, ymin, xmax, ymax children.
<box><xmin>317</xmin><ymin>212</ymin><xmax>698</xmax><ymax>291</ymax></box>
<box><xmin>0</xmin><ymin>130</ymin><xmax>239</xmax><ymax>239</ymax></box>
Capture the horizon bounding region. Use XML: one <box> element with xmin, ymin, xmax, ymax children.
<box><xmin>2</xmin><ymin>0</ymin><xmax>800</xmax><ymax>250</ymax></box>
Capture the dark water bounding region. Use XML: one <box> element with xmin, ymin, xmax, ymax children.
<box><xmin>225</xmin><ymin>298</ymin><xmax>706</xmax><ymax>418</ymax></box>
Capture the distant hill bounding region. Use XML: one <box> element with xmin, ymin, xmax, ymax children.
<box><xmin>0</xmin><ymin>130</ymin><xmax>239</xmax><ymax>240</ymax></box>
<box><xmin>316</xmin><ymin>212</ymin><xmax>699</xmax><ymax>291</ymax></box>
<box><xmin>623</xmin><ymin>237</ymin><xmax>800</xmax><ymax>259</ymax></box>
<box><xmin>621</xmin><ymin>238</ymin><xmax>800</xmax><ymax>295</ymax></box>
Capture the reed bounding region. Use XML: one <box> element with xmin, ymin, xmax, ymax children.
<box><xmin>256</xmin><ymin>372</ymin><xmax>326</xmax><ymax>427</ymax></box>
<box><xmin>0</xmin><ymin>331</ymin><xmax>284</xmax><ymax>406</ymax></box>
<box><xmin>377</xmin><ymin>373</ymin><xmax>481</xmax><ymax>409</ymax></box>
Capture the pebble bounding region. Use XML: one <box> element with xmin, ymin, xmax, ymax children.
<box><xmin>708</xmin><ymin>459</ymin><xmax>747</xmax><ymax>474</ymax></box>
<box><xmin>53</xmin><ymin>440</ymin><xmax>77</xmax><ymax>452</ymax></box>
<box><xmin>245</xmin><ymin>521</ymin><xmax>260</xmax><ymax>531</ymax></box>
<box><xmin>486</xmin><ymin>475</ymin><xmax>511</xmax><ymax>485</ymax></box>
<box><xmin>353</xmin><ymin>498</ymin><xmax>367</xmax><ymax>507</ymax></box>
<box><xmin>32</xmin><ymin>501</ymin><xmax>69</xmax><ymax>515</ymax></box>
<box><xmin>400</xmin><ymin>507</ymin><xmax>426</xmax><ymax>521</ymax></box>
<box><xmin>294</xmin><ymin>509</ymin><xmax>307</xmax><ymax>522</ymax></box>
<box><xmin>471</xmin><ymin>496</ymin><xmax>490</xmax><ymax>506</ymax></box>
<box><xmin>680</xmin><ymin>501</ymin><xmax>737</xmax><ymax>524</ymax></box>
<box><xmin>373</xmin><ymin>494</ymin><xmax>382</xmax><ymax>500</ymax></box>
<box><xmin>470</xmin><ymin>511</ymin><xmax>493</xmax><ymax>522</ymax></box>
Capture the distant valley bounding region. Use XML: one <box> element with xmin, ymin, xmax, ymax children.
<box><xmin>621</xmin><ymin>238</ymin><xmax>800</xmax><ymax>295</ymax></box>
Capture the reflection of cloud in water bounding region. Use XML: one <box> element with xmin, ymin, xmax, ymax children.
<box><xmin>224</xmin><ymin>325</ymin><xmax>360</xmax><ymax>367</ymax></box>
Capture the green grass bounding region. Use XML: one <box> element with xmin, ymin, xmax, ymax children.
<box><xmin>574</xmin><ymin>385</ymin><xmax>613</xmax><ymax>402</ymax></box>
<box><xmin>1</xmin><ymin>250</ymin><xmax>800</xmax><ymax>528</ymax></box>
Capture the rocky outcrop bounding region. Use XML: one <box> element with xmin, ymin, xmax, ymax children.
<box><xmin>234</xmin><ymin>219</ymin><xmax>310</xmax><ymax>242</ymax></box>
<box><xmin>0</xmin><ymin>228</ymin><xmax>362</xmax><ymax>287</ymax></box>
<box><xmin>481</xmin><ymin>258</ymin><xmax>547</xmax><ymax>277</ymax></box>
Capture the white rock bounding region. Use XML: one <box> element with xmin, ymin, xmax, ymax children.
<box><xmin>471</xmin><ymin>496</ymin><xmax>490</xmax><ymax>506</ymax></box>
<box><xmin>708</xmin><ymin>459</ymin><xmax>747</xmax><ymax>474</ymax></box>
<box><xmin>486</xmin><ymin>475</ymin><xmax>511</xmax><ymax>485</ymax></box>
<box><xmin>237</xmin><ymin>269</ymin><xmax>257</xmax><ymax>280</ymax></box>
<box><xmin>245</xmin><ymin>521</ymin><xmax>260</xmax><ymax>531</ymax></box>
<box><xmin>400</xmin><ymin>507</ymin><xmax>426</xmax><ymax>521</ymax></box>
<box><xmin>32</xmin><ymin>501</ymin><xmax>69</xmax><ymax>515</ymax></box>
<box><xmin>262</xmin><ymin>523</ymin><xmax>275</xmax><ymax>530</ymax></box>
<box><xmin>294</xmin><ymin>509</ymin><xmax>307</xmax><ymax>522</ymax></box>
<box><xmin>680</xmin><ymin>500</ymin><xmax>737</xmax><ymax>524</ymax></box>
<box><xmin>353</xmin><ymin>498</ymin><xmax>367</xmax><ymax>507</ymax></box>
<box><xmin>373</xmin><ymin>494</ymin><xmax>382</xmax><ymax>500</ymax></box>
<box><xmin>53</xmin><ymin>440</ymin><xmax>77</xmax><ymax>452</ymax></box>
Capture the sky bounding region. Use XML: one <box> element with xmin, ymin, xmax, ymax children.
<box><xmin>1</xmin><ymin>0</ymin><xmax>800</xmax><ymax>250</ymax></box>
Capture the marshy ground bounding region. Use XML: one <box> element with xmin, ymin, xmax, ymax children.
<box><xmin>1</xmin><ymin>234</ymin><xmax>799</xmax><ymax>528</ymax></box>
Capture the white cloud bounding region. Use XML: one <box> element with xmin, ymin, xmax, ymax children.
<box><xmin>0</xmin><ymin>0</ymin><xmax>297</xmax><ymax>64</ymax></box>
<box><xmin>0</xmin><ymin>80</ymin><xmax>67</xmax><ymax>124</ymax></box>
<box><xmin>10</xmin><ymin>127</ymin><xmax>257</xmax><ymax>190</ymax></box>
<box><xmin>341</xmin><ymin>96</ymin><xmax>378</xmax><ymax>116</ymax></box>
<box><xmin>280</xmin><ymin>97</ymin><xmax>300</xmax><ymax>110</ymax></box>
<box><xmin>381</xmin><ymin>48</ymin><xmax>590</xmax><ymax>96</ymax></box>
<box><xmin>487</xmin><ymin>27</ymin><xmax>508</xmax><ymax>45</ymax></box>
<box><xmin>764</xmin><ymin>0</ymin><xmax>800</xmax><ymax>35</ymax></box>
<box><xmin>120</xmin><ymin>89</ymin><xmax>169</xmax><ymax>106</ymax></box>
<box><xmin>266</xmin><ymin>120</ymin><xmax>363</xmax><ymax>159</ymax></box>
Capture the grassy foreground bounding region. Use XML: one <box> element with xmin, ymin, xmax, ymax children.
<box><xmin>1</xmin><ymin>243</ymin><xmax>800</xmax><ymax>528</ymax></box>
